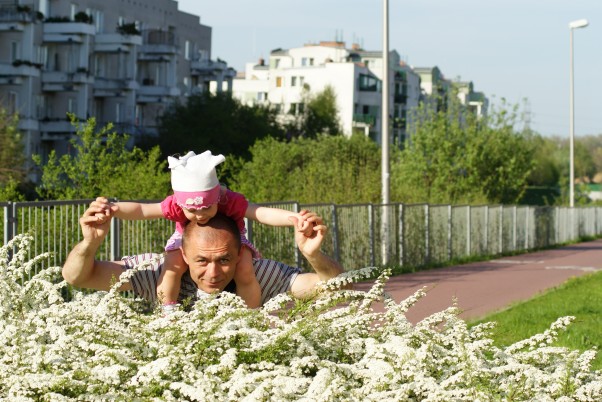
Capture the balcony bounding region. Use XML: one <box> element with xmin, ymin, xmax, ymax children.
<box><xmin>136</xmin><ymin>84</ymin><xmax>180</xmax><ymax>103</ymax></box>
<box><xmin>94</xmin><ymin>33</ymin><xmax>142</xmax><ymax>53</ymax></box>
<box><xmin>140</xmin><ymin>29</ymin><xmax>177</xmax><ymax>55</ymax></box>
<box><xmin>353</xmin><ymin>114</ymin><xmax>376</xmax><ymax>126</ymax></box>
<box><xmin>0</xmin><ymin>61</ymin><xmax>41</xmax><ymax>77</ymax></box>
<box><xmin>40</xmin><ymin>119</ymin><xmax>77</xmax><ymax>134</ymax></box>
<box><xmin>0</xmin><ymin>6</ymin><xmax>41</xmax><ymax>26</ymax></box>
<box><xmin>43</xmin><ymin>22</ymin><xmax>95</xmax><ymax>42</ymax></box>
<box><xmin>42</xmin><ymin>70</ymin><xmax>94</xmax><ymax>85</ymax></box>
<box><xmin>191</xmin><ymin>59</ymin><xmax>228</xmax><ymax>75</ymax></box>
<box><xmin>93</xmin><ymin>77</ymin><xmax>138</xmax><ymax>96</ymax></box>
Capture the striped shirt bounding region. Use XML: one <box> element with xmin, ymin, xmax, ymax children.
<box><xmin>122</xmin><ymin>253</ymin><xmax>300</xmax><ymax>306</ymax></box>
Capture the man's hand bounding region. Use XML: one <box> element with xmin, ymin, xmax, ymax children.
<box><xmin>80</xmin><ymin>197</ymin><xmax>118</xmax><ymax>245</ymax></box>
<box><xmin>289</xmin><ymin>210</ymin><xmax>326</xmax><ymax>259</ymax></box>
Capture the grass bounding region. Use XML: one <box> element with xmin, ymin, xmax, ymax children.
<box><xmin>469</xmin><ymin>270</ymin><xmax>602</xmax><ymax>370</ymax></box>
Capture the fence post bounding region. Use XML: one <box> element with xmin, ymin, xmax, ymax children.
<box><xmin>484</xmin><ymin>205</ymin><xmax>489</xmax><ymax>255</ymax></box>
<box><xmin>525</xmin><ymin>206</ymin><xmax>530</xmax><ymax>250</ymax></box>
<box><xmin>425</xmin><ymin>204</ymin><xmax>430</xmax><ymax>264</ymax></box>
<box><xmin>466</xmin><ymin>205</ymin><xmax>471</xmax><ymax>256</ymax></box>
<box><xmin>513</xmin><ymin>205</ymin><xmax>517</xmax><ymax>252</ymax></box>
<box><xmin>10</xmin><ymin>202</ymin><xmax>17</xmax><ymax>243</ymax></box>
<box><xmin>3</xmin><ymin>202</ymin><xmax>11</xmax><ymax>245</ymax></box>
<box><xmin>399</xmin><ymin>203</ymin><xmax>404</xmax><ymax>267</ymax></box>
<box><xmin>499</xmin><ymin>205</ymin><xmax>503</xmax><ymax>254</ymax></box>
<box><xmin>368</xmin><ymin>204</ymin><xmax>375</xmax><ymax>267</ymax></box>
<box><xmin>110</xmin><ymin>217</ymin><xmax>121</xmax><ymax>261</ymax></box>
<box><xmin>331</xmin><ymin>204</ymin><xmax>340</xmax><ymax>262</ymax></box>
<box><xmin>447</xmin><ymin>205</ymin><xmax>452</xmax><ymax>262</ymax></box>
<box><xmin>293</xmin><ymin>202</ymin><xmax>302</xmax><ymax>268</ymax></box>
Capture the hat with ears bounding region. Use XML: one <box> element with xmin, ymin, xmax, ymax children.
<box><xmin>168</xmin><ymin>150</ymin><xmax>226</xmax><ymax>209</ymax></box>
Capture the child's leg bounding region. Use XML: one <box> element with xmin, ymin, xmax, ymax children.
<box><xmin>157</xmin><ymin>250</ymin><xmax>188</xmax><ymax>305</ymax></box>
<box><xmin>234</xmin><ymin>247</ymin><xmax>261</xmax><ymax>308</ymax></box>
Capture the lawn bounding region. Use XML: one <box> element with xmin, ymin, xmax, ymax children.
<box><xmin>470</xmin><ymin>270</ymin><xmax>602</xmax><ymax>370</ymax></box>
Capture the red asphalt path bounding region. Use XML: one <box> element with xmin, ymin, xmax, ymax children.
<box><xmin>353</xmin><ymin>239</ymin><xmax>602</xmax><ymax>324</ymax></box>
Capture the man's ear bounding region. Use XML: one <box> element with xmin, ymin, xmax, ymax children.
<box><xmin>180</xmin><ymin>247</ymin><xmax>189</xmax><ymax>265</ymax></box>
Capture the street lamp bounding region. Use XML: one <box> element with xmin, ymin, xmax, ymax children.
<box><xmin>381</xmin><ymin>0</ymin><xmax>391</xmax><ymax>264</ymax></box>
<box><xmin>568</xmin><ymin>18</ymin><xmax>588</xmax><ymax>208</ymax></box>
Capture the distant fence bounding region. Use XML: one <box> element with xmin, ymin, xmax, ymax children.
<box><xmin>2</xmin><ymin>200</ymin><xmax>601</xmax><ymax>277</ymax></box>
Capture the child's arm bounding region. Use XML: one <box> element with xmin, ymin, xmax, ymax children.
<box><xmin>113</xmin><ymin>201</ymin><xmax>164</xmax><ymax>221</ymax></box>
<box><xmin>245</xmin><ymin>204</ymin><xmax>317</xmax><ymax>235</ymax></box>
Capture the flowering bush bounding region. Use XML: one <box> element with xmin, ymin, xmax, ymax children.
<box><xmin>1</xmin><ymin>234</ymin><xmax>601</xmax><ymax>401</ymax></box>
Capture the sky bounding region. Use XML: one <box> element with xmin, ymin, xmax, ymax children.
<box><xmin>176</xmin><ymin>0</ymin><xmax>602</xmax><ymax>138</ymax></box>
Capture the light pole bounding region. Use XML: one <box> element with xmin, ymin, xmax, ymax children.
<box><xmin>381</xmin><ymin>0</ymin><xmax>390</xmax><ymax>264</ymax></box>
<box><xmin>568</xmin><ymin>19</ymin><xmax>588</xmax><ymax>208</ymax></box>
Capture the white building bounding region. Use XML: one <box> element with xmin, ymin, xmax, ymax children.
<box><xmin>224</xmin><ymin>41</ymin><xmax>422</xmax><ymax>145</ymax></box>
<box><xmin>0</xmin><ymin>0</ymin><xmax>234</xmax><ymax>175</ymax></box>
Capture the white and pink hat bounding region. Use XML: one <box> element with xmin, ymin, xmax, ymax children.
<box><xmin>168</xmin><ymin>150</ymin><xmax>226</xmax><ymax>209</ymax></box>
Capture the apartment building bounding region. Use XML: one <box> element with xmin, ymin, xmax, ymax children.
<box><xmin>414</xmin><ymin>66</ymin><xmax>488</xmax><ymax>116</ymax></box>
<box><xmin>226</xmin><ymin>41</ymin><xmax>422</xmax><ymax>146</ymax></box>
<box><xmin>0</xmin><ymin>0</ymin><xmax>234</xmax><ymax>174</ymax></box>
<box><xmin>228</xmin><ymin>41</ymin><xmax>488</xmax><ymax>146</ymax></box>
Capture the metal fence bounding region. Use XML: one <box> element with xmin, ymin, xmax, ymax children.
<box><xmin>2</xmin><ymin>200</ymin><xmax>602</xmax><ymax>276</ymax></box>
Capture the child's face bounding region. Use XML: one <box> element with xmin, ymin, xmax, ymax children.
<box><xmin>182</xmin><ymin>203</ymin><xmax>219</xmax><ymax>224</ymax></box>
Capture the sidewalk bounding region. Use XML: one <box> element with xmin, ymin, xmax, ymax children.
<box><xmin>354</xmin><ymin>239</ymin><xmax>602</xmax><ymax>323</ymax></box>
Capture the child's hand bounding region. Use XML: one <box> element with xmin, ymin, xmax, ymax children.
<box><xmin>296</xmin><ymin>210</ymin><xmax>321</xmax><ymax>237</ymax></box>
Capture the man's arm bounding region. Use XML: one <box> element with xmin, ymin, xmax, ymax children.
<box><xmin>287</xmin><ymin>213</ymin><xmax>345</xmax><ymax>299</ymax></box>
<box><xmin>62</xmin><ymin>197</ymin><xmax>132</xmax><ymax>292</ymax></box>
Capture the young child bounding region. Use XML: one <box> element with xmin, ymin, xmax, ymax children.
<box><xmin>112</xmin><ymin>150</ymin><xmax>314</xmax><ymax>309</ymax></box>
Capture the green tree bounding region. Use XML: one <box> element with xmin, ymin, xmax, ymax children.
<box><xmin>285</xmin><ymin>85</ymin><xmax>342</xmax><ymax>139</ymax></box>
<box><xmin>0</xmin><ymin>108</ymin><xmax>25</xmax><ymax>184</ymax></box>
<box><xmin>34</xmin><ymin>116</ymin><xmax>170</xmax><ymax>200</ymax></box>
<box><xmin>228</xmin><ymin>134</ymin><xmax>381</xmax><ymax>204</ymax></box>
<box><xmin>391</xmin><ymin>98</ymin><xmax>535</xmax><ymax>204</ymax></box>
<box><xmin>150</xmin><ymin>92</ymin><xmax>283</xmax><ymax>162</ymax></box>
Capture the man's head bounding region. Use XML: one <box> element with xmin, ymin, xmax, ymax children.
<box><xmin>180</xmin><ymin>213</ymin><xmax>242</xmax><ymax>294</ymax></box>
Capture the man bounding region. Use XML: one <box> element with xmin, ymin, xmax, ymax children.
<box><xmin>62</xmin><ymin>197</ymin><xmax>345</xmax><ymax>306</ymax></box>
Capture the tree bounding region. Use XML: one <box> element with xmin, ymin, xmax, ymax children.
<box><xmin>285</xmin><ymin>85</ymin><xmax>342</xmax><ymax>139</ymax></box>
<box><xmin>150</xmin><ymin>92</ymin><xmax>284</xmax><ymax>162</ymax></box>
<box><xmin>228</xmin><ymin>134</ymin><xmax>382</xmax><ymax>204</ymax></box>
<box><xmin>391</xmin><ymin>98</ymin><xmax>535</xmax><ymax>204</ymax></box>
<box><xmin>0</xmin><ymin>108</ymin><xmax>25</xmax><ymax>184</ymax></box>
<box><xmin>34</xmin><ymin>115</ymin><xmax>170</xmax><ymax>200</ymax></box>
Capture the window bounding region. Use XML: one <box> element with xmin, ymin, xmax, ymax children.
<box><xmin>299</xmin><ymin>77</ymin><xmax>305</xmax><ymax>86</ymax></box>
<box><xmin>67</xmin><ymin>98</ymin><xmax>76</xmax><ymax>115</ymax></box>
<box><xmin>36</xmin><ymin>96</ymin><xmax>45</xmax><ymax>119</ymax></box>
<box><xmin>358</xmin><ymin>73</ymin><xmax>380</xmax><ymax>92</ymax></box>
<box><xmin>185</xmin><ymin>40</ymin><xmax>191</xmax><ymax>60</ymax></box>
<box><xmin>291</xmin><ymin>76</ymin><xmax>297</xmax><ymax>87</ymax></box>
<box><xmin>8</xmin><ymin>92</ymin><xmax>17</xmax><ymax>115</ymax></box>
<box><xmin>115</xmin><ymin>103</ymin><xmax>123</xmax><ymax>123</ymax></box>
<box><xmin>301</xmin><ymin>57</ymin><xmax>307</xmax><ymax>66</ymax></box>
<box><xmin>10</xmin><ymin>41</ymin><xmax>19</xmax><ymax>62</ymax></box>
<box><xmin>256</xmin><ymin>92</ymin><xmax>267</xmax><ymax>101</ymax></box>
<box><xmin>135</xmin><ymin>105</ymin><xmax>142</xmax><ymax>126</ymax></box>
<box><xmin>309</xmin><ymin>58</ymin><xmax>314</xmax><ymax>66</ymax></box>
<box><xmin>274</xmin><ymin>58</ymin><xmax>280</xmax><ymax>69</ymax></box>
<box><xmin>276</xmin><ymin>77</ymin><xmax>283</xmax><ymax>87</ymax></box>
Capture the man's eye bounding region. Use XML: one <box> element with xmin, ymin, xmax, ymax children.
<box><xmin>220</xmin><ymin>258</ymin><xmax>230</xmax><ymax>264</ymax></box>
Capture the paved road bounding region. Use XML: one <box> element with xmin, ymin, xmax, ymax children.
<box><xmin>354</xmin><ymin>239</ymin><xmax>602</xmax><ymax>323</ymax></box>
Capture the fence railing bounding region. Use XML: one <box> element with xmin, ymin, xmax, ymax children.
<box><xmin>2</xmin><ymin>200</ymin><xmax>601</xmax><ymax>277</ymax></box>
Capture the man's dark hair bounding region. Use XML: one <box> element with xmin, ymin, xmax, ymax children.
<box><xmin>181</xmin><ymin>213</ymin><xmax>242</xmax><ymax>251</ymax></box>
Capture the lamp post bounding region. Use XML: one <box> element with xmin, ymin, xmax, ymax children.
<box><xmin>381</xmin><ymin>0</ymin><xmax>390</xmax><ymax>264</ymax></box>
<box><xmin>568</xmin><ymin>19</ymin><xmax>588</xmax><ymax>208</ymax></box>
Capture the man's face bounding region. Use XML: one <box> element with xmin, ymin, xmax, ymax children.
<box><xmin>180</xmin><ymin>227</ymin><xmax>240</xmax><ymax>294</ymax></box>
